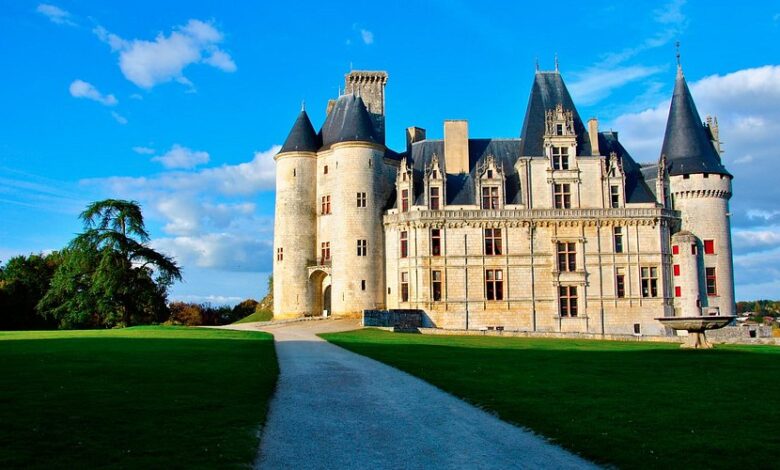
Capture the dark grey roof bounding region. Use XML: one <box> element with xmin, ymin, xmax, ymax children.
<box><xmin>599</xmin><ymin>132</ymin><xmax>657</xmax><ymax>204</ymax></box>
<box><xmin>518</xmin><ymin>72</ymin><xmax>592</xmax><ymax>157</ymax></box>
<box><xmin>319</xmin><ymin>94</ymin><xmax>379</xmax><ymax>149</ymax></box>
<box><xmin>640</xmin><ymin>163</ymin><xmax>659</xmax><ymax>199</ymax></box>
<box><xmin>404</xmin><ymin>138</ymin><xmax>523</xmax><ymax>206</ymax></box>
<box><xmin>660</xmin><ymin>68</ymin><xmax>730</xmax><ymax>177</ymax></box>
<box><xmin>279</xmin><ymin>109</ymin><xmax>320</xmax><ymax>153</ymax></box>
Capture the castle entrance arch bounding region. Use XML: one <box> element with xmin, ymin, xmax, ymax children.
<box><xmin>309</xmin><ymin>269</ymin><xmax>331</xmax><ymax>317</ymax></box>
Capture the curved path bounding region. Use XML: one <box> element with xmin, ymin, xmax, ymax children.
<box><xmin>248</xmin><ymin>319</ymin><xmax>596</xmax><ymax>469</ymax></box>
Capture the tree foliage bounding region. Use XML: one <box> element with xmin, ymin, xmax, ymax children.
<box><xmin>38</xmin><ymin>199</ymin><xmax>182</xmax><ymax>329</ymax></box>
<box><xmin>0</xmin><ymin>253</ymin><xmax>62</xmax><ymax>330</ymax></box>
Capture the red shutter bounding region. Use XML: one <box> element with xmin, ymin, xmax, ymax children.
<box><xmin>672</xmin><ymin>245</ymin><xmax>679</xmax><ymax>255</ymax></box>
<box><xmin>673</xmin><ymin>265</ymin><xmax>680</xmax><ymax>276</ymax></box>
<box><xmin>675</xmin><ymin>286</ymin><xmax>681</xmax><ymax>297</ymax></box>
<box><xmin>704</xmin><ymin>240</ymin><xmax>715</xmax><ymax>255</ymax></box>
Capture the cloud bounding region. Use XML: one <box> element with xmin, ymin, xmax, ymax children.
<box><xmin>36</xmin><ymin>3</ymin><xmax>76</xmax><ymax>26</ymax></box>
<box><xmin>111</xmin><ymin>111</ymin><xmax>128</xmax><ymax>125</ymax></box>
<box><xmin>569</xmin><ymin>65</ymin><xmax>664</xmax><ymax>105</ymax></box>
<box><xmin>151</xmin><ymin>233</ymin><xmax>272</xmax><ymax>272</ymax></box>
<box><xmin>69</xmin><ymin>80</ymin><xmax>117</xmax><ymax>106</ymax></box>
<box><xmin>132</xmin><ymin>146</ymin><xmax>155</xmax><ymax>155</ymax></box>
<box><xmin>94</xmin><ymin>19</ymin><xmax>236</xmax><ymax>89</ymax></box>
<box><xmin>152</xmin><ymin>144</ymin><xmax>210</xmax><ymax>169</ymax></box>
<box><xmin>360</xmin><ymin>29</ymin><xmax>374</xmax><ymax>45</ymax></box>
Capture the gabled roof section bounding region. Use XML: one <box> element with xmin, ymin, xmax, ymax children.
<box><xmin>319</xmin><ymin>94</ymin><xmax>379</xmax><ymax>149</ymax></box>
<box><xmin>518</xmin><ymin>72</ymin><xmax>592</xmax><ymax>157</ymax></box>
<box><xmin>279</xmin><ymin>109</ymin><xmax>321</xmax><ymax>154</ymax></box>
<box><xmin>660</xmin><ymin>68</ymin><xmax>730</xmax><ymax>177</ymax></box>
<box><xmin>599</xmin><ymin>132</ymin><xmax>657</xmax><ymax>204</ymax></box>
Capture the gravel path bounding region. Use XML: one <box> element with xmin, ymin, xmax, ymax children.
<box><xmin>244</xmin><ymin>319</ymin><xmax>597</xmax><ymax>469</ymax></box>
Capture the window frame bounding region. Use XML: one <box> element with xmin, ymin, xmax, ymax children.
<box><xmin>481</xmin><ymin>186</ymin><xmax>500</xmax><ymax>210</ymax></box>
<box><xmin>429</xmin><ymin>186</ymin><xmax>440</xmax><ymax>210</ymax></box>
<box><xmin>484</xmin><ymin>228</ymin><xmax>503</xmax><ymax>256</ymax></box>
<box><xmin>557</xmin><ymin>241</ymin><xmax>576</xmax><ymax>272</ymax></box>
<box><xmin>552</xmin><ymin>146</ymin><xmax>569</xmax><ymax>170</ymax></box>
<box><xmin>400</xmin><ymin>231</ymin><xmax>408</xmax><ymax>258</ymax></box>
<box><xmin>706</xmin><ymin>267</ymin><xmax>717</xmax><ymax>296</ymax></box>
<box><xmin>485</xmin><ymin>269</ymin><xmax>504</xmax><ymax>301</ymax></box>
<box><xmin>320</xmin><ymin>242</ymin><xmax>330</xmax><ymax>264</ymax></box>
<box><xmin>431</xmin><ymin>228</ymin><xmax>442</xmax><ymax>257</ymax></box>
<box><xmin>559</xmin><ymin>286</ymin><xmax>578</xmax><ymax>317</ymax></box>
<box><xmin>704</xmin><ymin>239</ymin><xmax>715</xmax><ymax>255</ymax></box>
<box><xmin>400</xmin><ymin>272</ymin><xmax>409</xmax><ymax>302</ymax></box>
<box><xmin>321</xmin><ymin>195</ymin><xmax>331</xmax><ymax>215</ymax></box>
<box><xmin>357</xmin><ymin>192</ymin><xmax>367</xmax><ymax>208</ymax></box>
<box><xmin>613</xmin><ymin>226</ymin><xmax>624</xmax><ymax>253</ymax></box>
<box><xmin>640</xmin><ymin>266</ymin><xmax>659</xmax><ymax>298</ymax></box>
<box><xmin>553</xmin><ymin>183</ymin><xmax>571</xmax><ymax>209</ymax></box>
<box><xmin>432</xmin><ymin>270</ymin><xmax>442</xmax><ymax>301</ymax></box>
<box><xmin>610</xmin><ymin>185</ymin><xmax>620</xmax><ymax>208</ymax></box>
<box><xmin>401</xmin><ymin>189</ymin><xmax>409</xmax><ymax>212</ymax></box>
<box><xmin>357</xmin><ymin>239</ymin><xmax>367</xmax><ymax>257</ymax></box>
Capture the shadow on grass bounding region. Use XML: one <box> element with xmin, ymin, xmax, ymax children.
<box><xmin>0</xmin><ymin>331</ymin><xmax>278</xmax><ymax>470</ymax></box>
<box><xmin>324</xmin><ymin>329</ymin><xmax>780</xmax><ymax>470</ymax></box>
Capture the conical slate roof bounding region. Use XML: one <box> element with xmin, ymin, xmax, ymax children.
<box><xmin>319</xmin><ymin>94</ymin><xmax>379</xmax><ymax>149</ymax></box>
<box><xmin>279</xmin><ymin>109</ymin><xmax>320</xmax><ymax>153</ymax></box>
<box><xmin>518</xmin><ymin>72</ymin><xmax>592</xmax><ymax>157</ymax></box>
<box><xmin>660</xmin><ymin>68</ymin><xmax>730</xmax><ymax>177</ymax></box>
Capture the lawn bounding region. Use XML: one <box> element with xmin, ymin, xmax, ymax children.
<box><xmin>0</xmin><ymin>326</ymin><xmax>278</xmax><ymax>469</ymax></box>
<box><xmin>322</xmin><ymin>329</ymin><xmax>780</xmax><ymax>469</ymax></box>
<box><xmin>233</xmin><ymin>309</ymin><xmax>273</xmax><ymax>324</ymax></box>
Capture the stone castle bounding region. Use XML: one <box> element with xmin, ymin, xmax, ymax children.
<box><xmin>273</xmin><ymin>61</ymin><xmax>734</xmax><ymax>336</ymax></box>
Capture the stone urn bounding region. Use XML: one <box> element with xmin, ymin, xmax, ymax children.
<box><xmin>655</xmin><ymin>316</ymin><xmax>736</xmax><ymax>349</ymax></box>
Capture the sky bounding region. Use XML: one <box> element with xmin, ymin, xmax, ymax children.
<box><xmin>1</xmin><ymin>0</ymin><xmax>779</xmax><ymax>304</ymax></box>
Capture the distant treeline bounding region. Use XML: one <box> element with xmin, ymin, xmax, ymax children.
<box><xmin>736</xmin><ymin>300</ymin><xmax>780</xmax><ymax>316</ymax></box>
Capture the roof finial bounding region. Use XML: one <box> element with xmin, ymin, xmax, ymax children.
<box><xmin>554</xmin><ymin>53</ymin><xmax>559</xmax><ymax>73</ymax></box>
<box><xmin>535</xmin><ymin>57</ymin><xmax>540</xmax><ymax>73</ymax></box>
<box><xmin>301</xmin><ymin>99</ymin><xmax>305</xmax><ymax>112</ymax></box>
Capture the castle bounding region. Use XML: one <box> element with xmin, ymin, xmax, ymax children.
<box><xmin>272</xmin><ymin>61</ymin><xmax>734</xmax><ymax>336</ymax></box>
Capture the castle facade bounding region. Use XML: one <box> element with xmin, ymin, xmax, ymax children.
<box><xmin>273</xmin><ymin>64</ymin><xmax>734</xmax><ymax>336</ymax></box>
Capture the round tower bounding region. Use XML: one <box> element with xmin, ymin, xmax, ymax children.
<box><xmin>662</xmin><ymin>65</ymin><xmax>735</xmax><ymax>317</ymax></box>
<box><xmin>671</xmin><ymin>231</ymin><xmax>702</xmax><ymax>317</ymax></box>
<box><xmin>273</xmin><ymin>109</ymin><xmax>319</xmax><ymax>319</ymax></box>
<box><xmin>318</xmin><ymin>94</ymin><xmax>387</xmax><ymax>317</ymax></box>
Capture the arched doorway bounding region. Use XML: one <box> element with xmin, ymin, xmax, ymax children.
<box><xmin>309</xmin><ymin>269</ymin><xmax>331</xmax><ymax>317</ymax></box>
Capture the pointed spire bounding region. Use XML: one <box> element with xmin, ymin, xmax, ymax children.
<box><xmin>279</xmin><ymin>108</ymin><xmax>320</xmax><ymax>154</ymax></box>
<box><xmin>675</xmin><ymin>41</ymin><xmax>684</xmax><ymax>79</ymax></box>
<box><xmin>554</xmin><ymin>53</ymin><xmax>559</xmax><ymax>73</ymax></box>
<box><xmin>301</xmin><ymin>99</ymin><xmax>305</xmax><ymax>112</ymax></box>
<box><xmin>535</xmin><ymin>57</ymin><xmax>540</xmax><ymax>73</ymax></box>
<box><xmin>659</xmin><ymin>65</ymin><xmax>730</xmax><ymax>177</ymax></box>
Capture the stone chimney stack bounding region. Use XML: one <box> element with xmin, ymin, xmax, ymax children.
<box><xmin>444</xmin><ymin>120</ymin><xmax>469</xmax><ymax>174</ymax></box>
<box><xmin>406</xmin><ymin>127</ymin><xmax>426</xmax><ymax>153</ymax></box>
<box><xmin>588</xmin><ymin>118</ymin><xmax>600</xmax><ymax>156</ymax></box>
<box><xmin>344</xmin><ymin>71</ymin><xmax>388</xmax><ymax>143</ymax></box>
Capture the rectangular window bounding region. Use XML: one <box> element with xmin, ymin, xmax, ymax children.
<box><xmin>400</xmin><ymin>231</ymin><xmax>408</xmax><ymax>258</ymax></box>
<box><xmin>610</xmin><ymin>185</ymin><xmax>620</xmax><ymax>208</ymax></box>
<box><xmin>704</xmin><ymin>239</ymin><xmax>715</xmax><ymax>255</ymax></box>
<box><xmin>485</xmin><ymin>269</ymin><xmax>504</xmax><ymax>300</ymax></box>
<box><xmin>673</xmin><ymin>264</ymin><xmax>680</xmax><ymax>276</ymax></box>
<box><xmin>691</xmin><ymin>243</ymin><xmax>697</xmax><ymax>255</ymax></box>
<box><xmin>431</xmin><ymin>229</ymin><xmax>442</xmax><ymax>256</ymax></box>
<box><xmin>484</xmin><ymin>228</ymin><xmax>503</xmax><ymax>256</ymax></box>
<box><xmin>553</xmin><ymin>183</ymin><xmax>571</xmax><ymax>209</ymax></box>
<box><xmin>481</xmin><ymin>186</ymin><xmax>500</xmax><ymax>209</ymax></box>
<box><xmin>361</xmin><ymin>280</ymin><xmax>366</xmax><ymax>291</ymax></box>
<box><xmin>557</xmin><ymin>242</ymin><xmax>576</xmax><ymax>272</ymax></box>
<box><xmin>324</xmin><ymin>165</ymin><xmax>328</xmax><ymax>175</ymax></box>
<box><xmin>401</xmin><ymin>189</ymin><xmax>409</xmax><ymax>212</ymax></box>
<box><xmin>675</xmin><ymin>286</ymin><xmax>682</xmax><ymax>297</ymax></box>
<box><xmin>430</xmin><ymin>186</ymin><xmax>440</xmax><ymax>210</ymax></box>
<box><xmin>320</xmin><ymin>242</ymin><xmax>330</xmax><ymax>264</ymax></box>
<box><xmin>640</xmin><ymin>266</ymin><xmax>658</xmax><ymax>298</ymax></box>
<box><xmin>616</xmin><ymin>268</ymin><xmax>625</xmax><ymax>298</ymax></box>
<box><xmin>672</xmin><ymin>245</ymin><xmax>679</xmax><ymax>255</ymax></box>
<box><xmin>613</xmin><ymin>227</ymin><xmax>624</xmax><ymax>253</ymax></box>
<box><xmin>556</xmin><ymin>123</ymin><xmax>564</xmax><ymax>136</ymax></box>
<box><xmin>432</xmin><ymin>270</ymin><xmax>442</xmax><ymax>301</ymax></box>
<box><xmin>276</xmin><ymin>247</ymin><xmax>283</xmax><ymax>261</ymax></box>
<box><xmin>357</xmin><ymin>239</ymin><xmax>367</xmax><ymax>257</ymax></box>
<box><xmin>321</xmin><ymin>195</ymin><xmax>331</xmax><ymax>215</ymax></box>
<box><xmin>357</xmin><ymin>192</ymin><xmax>366</xmax><ymax>208</ymax></box>
<box><xmin>559</xmin><ymin>286</ymin><xmax>578</xmax><ymax>317</ymax></box>
<box><xmin>706</xmin><ymin>267</ymin><xmax>717</xmax><ymax>296</ymax></box>
<box><xmin>552</xmin><ymin>146</ymin><xmax>569</xmax><ymax>170</ymax></box>
<box><xmin>401</xmin><ymin>272</ymin><xmax>409</xmax><ymax>302</ymax></box>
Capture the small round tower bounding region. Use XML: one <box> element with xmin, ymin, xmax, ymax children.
<box><xmin>671</xmin><ymin>231</ymin><xmax>702</xmax><ymax>317</ymax></box>
<box><xmin>318</xmin><ymin>94</ymin><xmax>387</xmax><ymax>317</ymax></box>
<box><xmin>273</xmin><ymin>108</ymin><xmax>319</xmax><ymax>319</ymax></box>
<box><xmin>662</xmin><ymin>65</ymin><xmax>735</xmax><ymax>317</ymax></box>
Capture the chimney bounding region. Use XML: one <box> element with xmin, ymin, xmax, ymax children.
<box><xmin>406</xmin><ymin>127</ymin><xmax>426</xmax><ymax>153</ymax></box>
<box><xmin>444</xmin><ymin>120</ymin><xmax>469</xmax><ymax>174</ymax></box>
<box><xmin>588</xmin><ymin>118</ymin><xmax>600</xmax><ymax>156</ymax></box>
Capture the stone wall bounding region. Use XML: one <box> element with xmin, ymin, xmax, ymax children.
<box><xmin>363</xmin><ymin>309</ymin><xmax>423</xmax><ymax>329</ymax></box>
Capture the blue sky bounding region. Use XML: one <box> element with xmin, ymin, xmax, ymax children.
<box><xmin>1</xmin><ymin>0</ymin><xmax>780</xmax><ymax>303</ymax></box>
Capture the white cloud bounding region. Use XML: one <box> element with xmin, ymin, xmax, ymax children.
<box><xmin>69</xmin><ymin>80</ymin><xmax>117</xmax><ymax>106</ymax></box>
<box><xmin>36</xmin><ymin>4</ymin><xmax>76</xmax><ymax>26</ymax></box>
<box><xmin>152</xmin><ymin>144</ymin><xmax>210</xmax><ymax>169</ymax></box>
<box><xmin>132</xmin><ymin>146</ymin><xmax>155</xmax><ymax>155</ymax></box>
<box><xmin>151</xmin><ymin>233</ymin><xmax>271</xmax><ymax>272</ymax></box>
<box><xmin>94</xmin><ymin>19</ymin><xmax>236</xmax><ymax>89</ymax></box>
<box><xmin>569</xmin><ymin>65</ymin><xmax>663</xmax><ymax>105</ymax></box>
<box><xmin>360</xmin><ymin>29</ymin><xmax>374</xmax><ymax>45</ymax></box>
<box><xmin>111</xmin><ymin>111</ymin><xmax>128</xmax><ymax>125</ymax></box>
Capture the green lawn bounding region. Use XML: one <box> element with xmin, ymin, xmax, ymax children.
<box><xmin>0</xmin><ymin>326</ymin><xmax>278</xmax><ymax>469</ymax></box>
<box><xmin>322</xmin><ymin>329</ymin><xmax>780</xmax><ymax>469</ymax></box>
<box><xmin>233</xmin><ymin>310</ymin><xmax>273</xmax><ymax>324</ymax></box>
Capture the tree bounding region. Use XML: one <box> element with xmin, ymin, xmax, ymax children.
<box><xmin>0</xmin><ymin>253</ymin><xmax>62</xmax><ymax>330</ymax></box>
<box><xmin>39</xmin><ymin>200</ymin><xmax>182</xmax><ymax>328</ymax></box>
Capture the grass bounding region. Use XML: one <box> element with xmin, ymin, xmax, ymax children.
<box><xmin>233</xmin><ymin>309</ymin><xmax>273</xmax><ymax>324</ymax></box>
<box><xmin>0</xmin><ymin>326</ymin><xmax>278</xmax><ymax>469</ymax></box>
<box><xmin>322</xmin><ymin>329</ymin><xmax>780</xmax><ymax>469</ymax></box>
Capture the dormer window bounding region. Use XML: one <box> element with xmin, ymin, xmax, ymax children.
<box><xmin>432</xmin><ymin>169</ymin><xmax>438</xmax><ymax>179</ymax></box>
<box><xmin>430</xmin><ymin>187</ymin><xmax>440</xmax><ymax>210</ymax></box>
<box><xmin>552</xmin><ymin>147</ymin><xmax>569</xmax><ymax>170</ymax></box>
<box><xmin>482</xmin><ymin>187</ymin><xmax>500</xmax><ymax>210</ymax></box>
<box><xmin>556</xmin><ymin>123</ymin><xmax>564</xmax><ymax>136</ymax></box>
<box><xmin>487</xmin><ymin>169</ymin><xmax>493</xmax><ymax>179</ymax></box>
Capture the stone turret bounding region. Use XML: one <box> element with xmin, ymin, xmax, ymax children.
<box><xmin>662</xmin><ymin>65</ymin><xmax>735</xmax><ymax>317</ymax></box>
<box><xmin>273</xmin><ymin>108</ymin><xmax>320</xmax><ymax>318</ymax></box>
